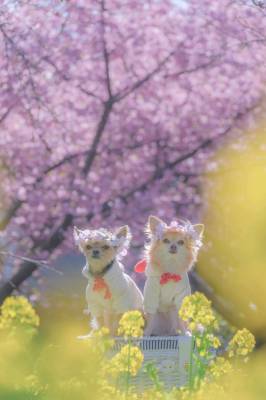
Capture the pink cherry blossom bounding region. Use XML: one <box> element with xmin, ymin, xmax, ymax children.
<box><xmin>0</xmin><ymin>0</ymin><xmax>265</xmax><ymax>301</ymax></box>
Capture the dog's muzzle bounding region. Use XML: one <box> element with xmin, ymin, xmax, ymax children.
<box><xmin>92</xmin><ymin>249</ymin><xmax>101</xmax><ymax>259</ymax></box>
<box><xmin>169</xmin><ymin>245</ymin><xmax>178</xmax><ymax>254</ymax></box>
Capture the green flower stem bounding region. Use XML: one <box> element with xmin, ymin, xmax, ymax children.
<box><xmin>188</xmin><ymin>335</ymin><xmax>195</xmax><ymax>390</ymax></box>
<box><xmin>125</xmin><ymin>337</ymin><xmax>131</xmax><ymax>396</ymax></box>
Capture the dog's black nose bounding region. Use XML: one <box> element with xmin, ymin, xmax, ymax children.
<box><xmin>169</xmin><ymin>244</ymin><xmax>177</xmax><ymax>253</ymax></box>
<box><xmin>92</xmin><ymin>249</ymin><xmax>100</xmax><ymax>257</ymax></box>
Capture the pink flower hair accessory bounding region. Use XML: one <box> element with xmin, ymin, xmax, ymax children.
<box><xmin>153</xmin><ymin>219</ymin><xmax>203</xmax><ymax>249</ymax></box>
<box><xmin>73</xmin><ymin>226</ymin><xmax>131</xmax><ymax>259</ymax></box>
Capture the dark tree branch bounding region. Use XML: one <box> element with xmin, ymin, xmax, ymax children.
<box><xmin>100</xmin><ymin>0</ymin><xmax>113</xmax><ymax>98</ymax></box>
<box><xmin>115</xmin><ymin>50</ymin><xmax>175</xmax><ymax>102</ymax></box>
<box><xmin>41</xmin><ymin>150</ymin><xmax>88</xmax><ymax>177</ymax></box>
<box><xmin>251</xmin><ymin>0</ymin><xmax>266</xmax><ymax>8</ymax></box>
<box><xmin>120</xmin><ymin>103</ymin><xmax>260</xmax><ymax>200</ymax></box>
<box><xmin>0</xmin><ymin>101</ymin><xmax>256</xmax><ymax>303</ymax></box>
<box><xmin>0</xmin><ymin>24</ymin><xmax>38</xmax><ymax>71</ymax></box>
<box><xmin>42</xmin><ymin>56</ymin><xmax>104</xmax><ymax>102</ymax></box>
<box><xmin>0</xmin><ymin>3</ymin><xmax>262</xmax><ymax>305</ymax></box>
<box><xmin>82</xmin><ymin>52</ymin><xmax>217</xmax><ymax>177</ymax></box>
<box><xmin>0</xmin><ymin>200</ymin><xmax>24</xmax><ymax>230</ymax></box>
<box><xmin>0</xmin><ymin>104</ymin><xmax>13</xmax><ymax>124</ymax></box>
<box><xmin>82</xmin><ymin>98</ymin><xmax>114</xmax><ymax>175</ymax></box>
<box><xmin>0</xmin><ymin>213</ymin><xmax>73</xmax><ymax>304</ymax></box>
<box><xmin>0</xmin><ymin>251</ymin><xmax>63</xmax><ymax>275</ymax></box>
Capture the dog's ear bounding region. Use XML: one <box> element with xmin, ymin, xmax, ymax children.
<box><xmin>193</xmin><ymin>224</ymin><xmax>204</xmax><ymax>238</ymax></box>
<box><xmin>116</xmin><ymin>225</ymin><xmax>131</xmax><ymax>240</ymax></box>
<box><xmin>73</xmin><ymin>226</ymin><xmax>83</xmax><ymax>244</ymax></box>
<box><xmin>147</xmin><ymin>215</ymin><xmax>165</xmax><ymax>234</ymax></box>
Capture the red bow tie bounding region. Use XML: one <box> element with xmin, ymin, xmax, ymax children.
<box><xmin>160</xmin><ymin>272</ymin><xmax>181</xmax><ymax>285</ymax></box>
<box><xmin>93</xmin><ymin>277</ymin><xmax>112</xmax><ymax>300</ymax></box>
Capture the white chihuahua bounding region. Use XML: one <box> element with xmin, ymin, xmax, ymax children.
<box><xmin>74</xmin><ymin>225</ymin><xmax>143</xmax><ymax>335</ymax></box>
<box><xmin>137</xmin><ymin>216</ymin><xmax>204</xmax><ymax>336</ymax></box>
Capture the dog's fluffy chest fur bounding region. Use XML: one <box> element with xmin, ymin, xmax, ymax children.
<box><xmin>83</xmin><ymin>260</ymin><xmax>143</xmax><ymax>315</ymax></box>
<box><xmin>143</xmin><ymin>261</ymin><xmax>191</xmax><ymax>314</ymax></box>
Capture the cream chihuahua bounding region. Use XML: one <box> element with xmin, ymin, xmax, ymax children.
<box><xmin>74</xmin><ymin>225</ymin><xmax>143</xmax><ymax>335</ymax></box>
<box><xmin>138</xmin><ymin>216</ymin><xmax>204</xmax><ymax>336</ymax></box>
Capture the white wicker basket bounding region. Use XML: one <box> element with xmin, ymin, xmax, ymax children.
<box><xmin>108</xmin><ymin>335</ymin><xmax>195</xmax><ymax>390</ymax></box>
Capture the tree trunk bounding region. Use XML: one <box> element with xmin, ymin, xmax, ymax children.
<box><xmin>0</xmin><ymin>213</ymin><xmax>73</xmax><ymax>305</ymax></box>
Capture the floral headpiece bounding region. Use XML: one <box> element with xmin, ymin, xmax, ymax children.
<box><xmin>73</xmin><ymin>227</ymin><xmax>131</xmax><ymax>258</ymax></box>
<box><xmin>154</xmin><ymin>219</ymin><xmax>203</xmax><ymax>250</ymax></box>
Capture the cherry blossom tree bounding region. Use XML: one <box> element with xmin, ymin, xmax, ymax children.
<box><xmin>0</xmin><ymin>0</ymin><xmax>265</xmax><ymax>302</ymax></box>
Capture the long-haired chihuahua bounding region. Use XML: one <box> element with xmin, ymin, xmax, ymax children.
<box><xmin>138</xmin><ymin>216</ymin><xmax>204</xmax><ymax>336</ymax></box>
<box><xmin>74</xmin><ymin>225</ymin><xmax>143</xmax><ymax>336</ymax></box>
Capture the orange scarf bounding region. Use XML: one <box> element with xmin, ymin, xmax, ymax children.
<box><xmin>92</xmin><ymin>277</ymin><xmax>112</xmax><ymax>300</ymax></box>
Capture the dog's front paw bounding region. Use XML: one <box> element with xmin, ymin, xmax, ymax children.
<box><xmin>77</xmin><ymin>331</ymin><xmax>94</xmax><ymax>340</ymax></box>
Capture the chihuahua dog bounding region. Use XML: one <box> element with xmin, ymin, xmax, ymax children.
<box><xmin>140</xmin><ymin>216</ymin><xmax>204</xmax><ymax>336</ymax></box>
<box><xmin>74</xmin><ymin>225</ymin><xmax>143</xmax><ymax>335</ymax></box>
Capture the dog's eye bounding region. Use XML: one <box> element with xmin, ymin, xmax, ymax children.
<box><xmin>102</xmin><ymin>245</ymin><xmax>110</xmax><ymax>250</ymax></box>
<box><xmin>86</xmin><ymin>244</ymin><xmax>92</xmax><ymax>250</ymax></box>
<box><xmin>178</xmin><ymin>240</ymin><xmax>184</xmax><ymax>246</ymax></box>
<box><xmin>163</xmin><ymin>238</ymin><xmax>170</xmax><ymax>244</ymax></box>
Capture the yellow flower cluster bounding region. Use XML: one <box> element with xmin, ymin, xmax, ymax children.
<box><xmin>196</xmin><ymin>334</ymin><xmax>220</xmax><ymax>349</ymax></box>
<box><xmin>196</xmin><ymin>334</ymin><xmax>221</xmax><ymax>357</ymax></box>
<box><xmin>108</xmin><ymin>344</ymin><xmax>144</xmax><ymax>377</ymax></box>
<box><xmin>209</xmin><ymin>335</ymin><xmax>221</xmax><ymax>349</ymax></box>
<box><xmin>0</xmin><ymin>294</ymin><xmax>258</xmax><ymax>399</ymax></box>
<box><xmin>179</xmin><ymin>292</ymin><xmax>218</xmax><ymax>331</ymax></box>
<box><xmin>118</xmin><ymin>310</ymin><xmax>144</xmax><ymax>338</ymax></box>
<box><xmin>208</xmin><ymin>356</ymin><xmax>232</xmax><ymax>378</ymax></box>
<box><xmin>86</xmin><ymin>327</ymin><xmax>115</xmax><ymax>355</ymax></box>
<box><xmin>91</xmin><ymin>326</ymin><xmax>111</xmax><ymax>339</ymax></box>
<box><xmin>227</xmin><ymin>328</ymin><xmax>255</xmax><ymax>358</ymax></box>
<box><xmin>0</xmin><ymin>296</ymin><xmax>39</xmax><ymax>338</ymax></box>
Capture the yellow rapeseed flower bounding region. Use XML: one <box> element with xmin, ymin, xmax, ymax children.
<box><xmin>207</xmin><ymin>334</ymin><xmax>221</xmax><ymax>349</ymax></box>
<box><xmin>88</xmin><ymin>326</ymin><xmax>114</xmax><ymax>354</ymax></box>
<box><xmin>208</xmin><ymin>357</ymin><xmax>232</xmax><ymax>378</ymax></box>
<box><xmin>0</xmin><ymin>296</ymin><xmax>39</xmax><ymax>338</ymax></box>
<box><xmin>108</xmin><ymin>345</ymin><xmax>144</xmax><ymax>377</ymax></box>
<box><xmin>227</xmin><ymin>328</ymin><xmax>255</xmax><ymax>358</ymax></box>
<box><xmin>118</xmin><ymin>310</ymin><xmax>144</xmax><ymax>338</ymax></box>
<box><xmin>179</xmin><ymin>292</ymin><xmax>218</xmax><ymax>331</ymax></box>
